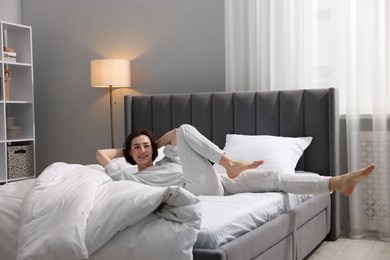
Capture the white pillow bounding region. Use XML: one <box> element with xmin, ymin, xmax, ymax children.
<box><xmin>213</xmin><ymin>135</ymin><xmax>312</xmax><ymax>174</ymax></box>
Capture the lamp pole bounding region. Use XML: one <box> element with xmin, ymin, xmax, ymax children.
<box><xmin>109</xmin><ymin>85</ymin><xmax>115</xmax><ymax>148</ymax></box>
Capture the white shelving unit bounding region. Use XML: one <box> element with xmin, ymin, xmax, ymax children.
<box><xmin>0</xmin><ymin>21</ymin><xmax>35</xmax><ymax>184</ymax></box>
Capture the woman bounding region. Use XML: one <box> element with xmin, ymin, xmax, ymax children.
<box><xmin>96</xmin><ymin>124</ymin><xmax>375</xmax><ymax>196</ymax></box>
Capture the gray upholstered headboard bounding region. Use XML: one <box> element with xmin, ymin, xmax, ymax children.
<box><xmin>124</xmin><ymin>87</ymin><xmax>340</xmax><ymax>239</ymax></box>
<box><xmin>124</xmin><ymin>88</ymin><xmax>339</xmax><ymax>176</ymax></box>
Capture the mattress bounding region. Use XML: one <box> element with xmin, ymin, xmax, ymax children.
<box><xmin>0</xmin><ymin>178</ymin><xmax>311</xmax><ymax>256</ymax></box>
<box><xmin>195</xmin><ymin>192</ymin><xmax>312</xmax><ymax>249</ymax></box>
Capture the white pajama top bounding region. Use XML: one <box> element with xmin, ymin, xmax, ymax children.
<box><xmin>105</xmin><ymin>145</ymin><xmax>185</xmax><ymax>188</ymax></box>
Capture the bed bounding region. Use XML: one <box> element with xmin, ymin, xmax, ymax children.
<box><xmin>0</xmin><ymin>88</ymin><xmax>339</xmax><ymax>260</ymax></box>
<box><xmin>124</xmin><ymin>87</ymin><xmax>340</xmax><ymax>260</ymax></box>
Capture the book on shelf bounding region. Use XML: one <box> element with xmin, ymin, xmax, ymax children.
<box><xmin>4</xmin><ymin>47</ymin><xmax>15</xmax><ymax>52</ymax></box>
<box><xmin>3</xmin><ymin>47</ymin><xmax>17</xmax><ymax>63</ymax></box>
<box><xmin>4</xmin><ymin>56</ymin><xmax>16</xmax><ymax>63</ymax></box>
<box><xmin>4</xmin><ymin>51</ymin><xmax>17</xmax><ymax>57</ymax></box>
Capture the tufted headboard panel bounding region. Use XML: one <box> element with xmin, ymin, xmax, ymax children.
<box><xmin>124</xmin><ymin>88</ymin><xmax>339</xmax><ymax>177</ymax></box>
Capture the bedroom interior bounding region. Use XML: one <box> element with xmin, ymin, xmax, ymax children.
<box><xmin>1</xmin><ymin>0</ymin><xmax>390</xmax><ymax>259</ymax></box>
<box><xmin>0</xmin><ymin>88</ymin><xmax>341</xmax><ymax>260</ymax></box>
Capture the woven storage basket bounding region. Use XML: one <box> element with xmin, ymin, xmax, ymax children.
<box><xmin>7</xmin><ymin>144</ymin><xmax>34</xmax><ymax>179</ymax></box>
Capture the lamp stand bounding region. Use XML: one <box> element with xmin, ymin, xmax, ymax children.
<box><xmin>109</xmin><ymin>86</ymin><xmax>115</xmax><ymax>148</ymax></box>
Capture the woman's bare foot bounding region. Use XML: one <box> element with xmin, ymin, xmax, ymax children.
<box><xmin>330</xmin><ymin>164</ymin><xmax>375</xmax><ymax>196</ymax></box>
<box><xmin>219</xmin><ymin>155</ymin><xmax>264</xmax><ymax>179</ymax></box>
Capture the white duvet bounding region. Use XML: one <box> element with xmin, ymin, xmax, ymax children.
<box><xmin>16</xmin><ymin>163</ymin><xmax>202</xmax><ymax>260</ymax></box>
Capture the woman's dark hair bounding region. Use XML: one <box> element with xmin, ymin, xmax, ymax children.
<box><xmin>123</xmin><ymin>129</ymin><xmax>159</xmax><ymax>165</ymax></box>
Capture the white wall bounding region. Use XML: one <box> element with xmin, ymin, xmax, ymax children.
<box><xmin>20</xmin><ymin>0</ymin><xmax>225</xmax><ymax>172</ymax></box>
<box><xmin>0</xmin><ymin>0</ymin><xmax>21</xmax><ymax>23</ymax></box>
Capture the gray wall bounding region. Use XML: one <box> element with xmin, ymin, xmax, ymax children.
<box><xmin>0</xmin><ymin>0</ymin><xmax>21</xmax><ymax>23</ymax></box>
<box><xmin>19</xmin><ymin>0</ymin><xmax>225</xmax><ymax>172</ymax></box>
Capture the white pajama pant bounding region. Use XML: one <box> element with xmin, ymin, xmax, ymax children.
<box><xmin>176</xmin><ymin>124</ymin><xmax>330</xmax><ymax>196</ymax></box>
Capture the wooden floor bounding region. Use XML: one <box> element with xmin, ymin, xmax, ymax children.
<box><xmin>307</xmin><ymin>236</ymin><xmax>390</xmax><ymax>260</ymax></box>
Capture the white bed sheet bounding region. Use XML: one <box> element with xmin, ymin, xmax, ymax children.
<box><xmin>195</xmin><ymin>191</ymin><xmax>312</xmax><ymax>249</ymax></box>
<box><xmin>0</xmin><ymin>178</ymin><xmax>312</xmax><ymax>258</ymax></box>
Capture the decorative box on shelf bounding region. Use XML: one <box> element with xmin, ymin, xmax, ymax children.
<box><xmin>7</xmin><ymin>126</ymin><xmax>22</xmax><ymax>139</ymax></box>
<box><xmin>7</xmin><ymin>143</ymin><xmax>34</xmax><ymax>179</ymax></box>
<box><xmin>6</xmin><ymin>117</ymin><xmax>22</xmax><ymax>139</ymax></box>
<box><xmin>4</xmin><ymin>64</ymin><xmax>11</xmax><ymax>100</ymax></box>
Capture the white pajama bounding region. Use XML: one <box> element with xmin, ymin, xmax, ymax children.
<box><xmin>176</xmin><ymin>124</ymin><xmax>225</xmax><ymax>196</ymax></box>
<box><xmin>176</xmin><ymin>124</ymin><xmax>331</xmax><ymax>196</ymax></box>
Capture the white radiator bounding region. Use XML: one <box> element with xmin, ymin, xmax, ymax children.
<box><xmin>350</xmin><ymin>131</ymin><xmax>390</xmax><ymax>233</ymax></box>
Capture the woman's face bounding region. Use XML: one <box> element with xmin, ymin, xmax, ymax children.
<box><xmin>129</xmin><ymin>134</ymin><xmax>154</xmax><ymax>170</ymax></box>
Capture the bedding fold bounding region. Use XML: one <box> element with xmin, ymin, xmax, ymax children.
<box><xmin>17</xmin><ymin>162</ymin><xmax>201</xmax><ymax>260</ymax></box>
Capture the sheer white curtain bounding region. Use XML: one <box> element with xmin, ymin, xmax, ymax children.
<box><xmin>226</xmin><ymin>0</ymin><xmax>390</xmax><ymax>241</ymax></box>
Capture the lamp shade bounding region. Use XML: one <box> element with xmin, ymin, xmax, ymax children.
<box><xmin>91</xmin><ymin>59</ymin><xmax>131</xmax><ymax>88</ymax></box>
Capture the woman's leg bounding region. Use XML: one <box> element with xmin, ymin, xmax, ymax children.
<box><xmin>221</xmin><ymin>164</ymin><xmax>375</xmax><ymax>196</ymax></box>
<box><xmin>176</xmin><ymin>124</ymin><xmax>225</xmax><ymax>196</ymax></box>
<box><xmin>176</xmin><ymin>124</ymin><xmax>375</xmax><ymax>197</ymax></box>
<box><xmin>220</xmin><ymin>169</ymin><xmax>330</xmax><ymax>195</ymax></box>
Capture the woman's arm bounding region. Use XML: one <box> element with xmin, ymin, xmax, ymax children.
<box><xmin>156</xmin><ymin>128</ymin><xmax>177</xmax><ymax>148</ymax></box>
<box><xmin>96</xmin><ymin>148</ymin><xmax>124</xmax><ymax>167</ymax></box>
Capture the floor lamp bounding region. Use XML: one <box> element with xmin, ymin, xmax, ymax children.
<box><xmin>91</xmin><ymin>59</ymin><xmax>131</xmax><ymax>148</ymax></box>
